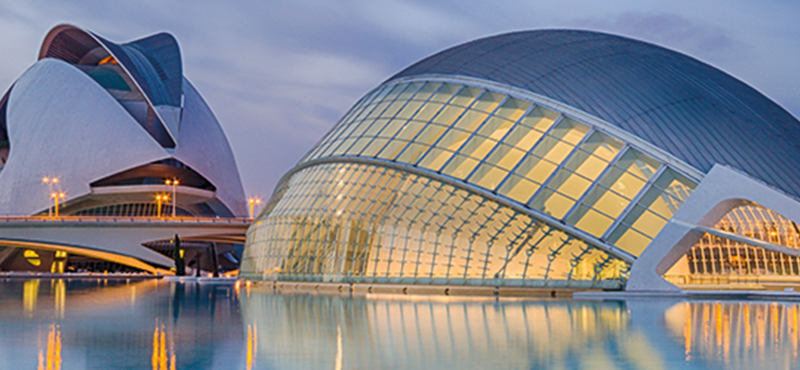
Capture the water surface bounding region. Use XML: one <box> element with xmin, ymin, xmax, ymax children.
<box><xmin>0</xmin><ymin>279</ymin><xmax>798</xmax><ymax>369</ymax></box>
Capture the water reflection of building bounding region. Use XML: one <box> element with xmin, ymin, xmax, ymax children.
<box><xmin>37</xmin><ymin>324</ymin><xmax>62</xmax><ymax>370</ymax></box>
<box><xmin>0</xmin><ymin>280</ymin><xmax>245</xmax><ymax>369</ymax></box>
<box><xmin>241</xmin><ymin>30</ymin><xmax>800</xmax><ymax>292</ymax></box>
<box><xmin>240</xmin><ymin>290</ymin><xmax>800</xmax><ymax>369</ymax></box>
<box><xmin>664</xmin><ymin>300</ymin><xmax>800</xmax><ymax>370</ymax></box>
<box><xmin>240</xmin><ymin>291</ymin><xmax>671</xmax><ymax>369</ymax></box>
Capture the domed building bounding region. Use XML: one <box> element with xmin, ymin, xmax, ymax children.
<box><xmin>0</xmin><ymin>25</ymin><xmax>247</xmax><ymax>273</ymax></box>
<box><xmin>241</xmin><ymin>30</ymin><xmax>800</xmax><ymax>292</ymax></box>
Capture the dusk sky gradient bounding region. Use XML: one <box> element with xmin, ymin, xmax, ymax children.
<box><xmin>0</xmin><ymin>0</ymin><xmax>798</xmax><ymax>202</ymax></box>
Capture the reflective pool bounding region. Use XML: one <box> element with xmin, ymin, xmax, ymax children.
<box><xmin>0</xmin><ymin>279</ymin><xmax>799</xmax><ymax>369</ymax></box>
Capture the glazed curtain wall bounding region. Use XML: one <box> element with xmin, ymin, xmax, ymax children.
<box><xmin>300</xmin><ymin>80</ymin><xmax>697</xmax><ymax>257</ymax></box>
<box><xmin>240</xmin><ymin>162</ymin><xmax>628</xmax><ymax>288</ymax></box>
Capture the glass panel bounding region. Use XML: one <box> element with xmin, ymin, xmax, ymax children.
<box><xmin>531</xmin><ymin>189</ymin><xmax>575</xmax><ymax>219</ymax></box>
<box><xmin>519</xmin><ymin>106</ymin><xmax>559</xmax><ymax>132</ymax></box>
<box><xmin>361</xmin><ymin>138</ymin><xmax>389</xmax><ymax>157</ymax></box>
<box><xmin>436</xmin><ymin>129</ymin><xmax>472</xmax><ymax>152</ymax></box>
<box><xmin>493</xmin><ymin>97</ymin><xmax>531</xmax><ymax>122</ymax></box>
<box><xmin>376</xmin><ymin>140</ymin><xmax>408</xmax><ymax>160</ymax></box>
<box><xmin>376</xmin><ymin>118</ymin><xmax>406</xmax><ymax>138</ymax></box>
<box><xmin>637</xmin><ymin>188</ymin><xmax>679</xmax><ymax>220</ymax></box>
<box><xmin>532</xmin><ymin>136</ymin><xmax>575</xmax><ymax>164</ymax></box>
<box><xmin>568</xmin><ymin>205</ymin><xmax>614</xmax><ymax>237</ymax></box>
<box><xmin>414</xmin><ymin>124</ymin><xmax>448</xmax><ymax>145</ymax></box>
<box><xmin>442</xmin><ymin>155</ymin><xmax>479</xmax><ymax>180</ymax></box>
<box><xmin>395</xmin><ymin>101</ymin><xmax>423</xmax><ymax>120</ymax></box>
<box><xmin>629</xmin><ymin>208</ymin><xmax>668</xmax><ymax>238</ymax></box>
<box><xmin>453</xmin><ymin>110</ymin><xmax>489</xmax><ymax>131</ymax></box>
<box><xmin>470</xmin><ymin>91</ymin><xmax>504</xmax><ymax>113</ymax></box>
<box><xmin>349</xmin><ymin>119</ymin><xmax>377</xmax><ymax>138</ymax></box>
<box><xmin>549</xmin><ymin>118</ymin><xmax>589</xmax><ymax>145</ymax></box>
<box><xmin>363</xmin><ymin>118</ymin><xmax>389</xmax><ymax>136</ymax></box>
<box><xmin>654</xmin><ymin>168</ymin><xmax>696</xmax><ymax>203</ymax></box>
<box><xmin>418</xmin><ymin>148</ymin><xmax>454</xmax><ymax>172</ymax></box>
<box><xmin>636</xmin><ymin>169</ymin><xmax>697</xmax><ymax>220</ymax></box>
<box><xmin>497</xmin><ymin>175</ymin><xmax>540</xmax><ymax>203</ymax></box>
<box><xmin>396</xmin><ymin>143</ymin><xmax>430</xmax><ymax>164</ymax></box>
<box><xmin>515</xmin><ymin>155</ymin><xmax>558</xmax><ymax>184</ymax></box>
<box><xmin>382</xmin><ymin>84</ymin><xmax>408</xmax><ymax>102</ymax></box>
<box><xmin>412</xmin><ymin>82</ymin><xmax>441</xmax><ymax>101</ymax></box>
<box><xmin>583</xmin><ymin>186</ymin><xmax>629</xmax><ymax>219</ymax></box>
<box><xmin>459</xmin><ymin>136</ymin><xmax>497</xmax><ymax>161</ymax></box>
<box><xmin>580</xmin><ymin>132</ymin><xmax>623</xmax><ymax>161</ymax></box>
<box><xmin>564</xmin><ymin>151</ymin><xmax>609</xmax><ymax>180</ymax></box>
<box><xmin>598</xmin><ymin>168</ymin><xmax>647</xmax><ymax>199</ymax></box>
<box><xmin>345</xmin><ymin>137</ymin><xmax>371</xmax><ymax>155</ymax></box>
<box><xmin>503</xmin><ymin>125</ymin><xmax>545</xmax><ymax>152</ymax></box>
<box><xmin>394</xmin><ymin>121</ymin><xmax>426</xmax><ymax>141</ymax></box>
<box><xmin>485</xmin><ymin>144</ymin><xmax>525</xmax><ymax>170</ymax></box>
<box><xmin>449</xmin><ymin>86</ymin><xmax>481</xmax><ymax>107</ymax></box>
<box><xmin>545</xmin><ymin>170</ymin><xmax>593</xmax><ymax>199</ymax></box>
<box><xmin>413</xmin><ymin>102</ymin><xmax>445</xmax><ymax>122</ymax></box>
<box><xmin>608</xmin><ymin>225</ymin><xmax>652</xmax><ymax>256</ymax></box>
<box><xmin>332</xmin><ymin>137</ymin><xmax>356</xmax><ymax>155</ymax></box>
<box><xmin>428</xmin><ymin>83</ymin><xmax>460</xmax><ymax>103</ymax></box>
<box><xmin>468</xmin><ymin>163</ymin><xmax>508</xmax><ymax>190</ymax></box>
<box><xmin>397</xmin><ymin>82</ymin><xmax>422</xmax><ymax>101</ymax></box>
<box><xmin>477</xmin><ymin>116</ymin><xmax>515</xmax><ymax>141</ymax></box>
<box><xmin>379</xmin><ymin>100</ymin><xmax>406</xmax><ymax>118</ymax></box>
<box><xmin>615</xmin><ymin>149</ymin><xmax>659</xmax><ymax>181</ymax></box>
<box><xmin>366</xmin><ymin>101</ymin><xmax>391</xmax><ymax>119</ymax></box>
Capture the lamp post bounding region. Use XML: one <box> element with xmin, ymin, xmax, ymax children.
<box><xmin>164</xmin><ymin>179</ymin><xmax>179</xmax><ymax>218</ymax></box>
<box><xmin>155</xmin><ymin>194</ymin><xmax>169</xmax><ymax>218</ymax></box>
<box><xmin>248</xmin><ymin>197</ymin><xmax>262</xmax><ymax>219</ymax></box>
<box><xmin>42</xmin><ymin>176</ymin><xmax>59</xmax><ymax>217</ymax></box>
<box><xmin>51</xmin><ymin>192</ymin><xmax>65</xmax><ymax>217</ymax></box>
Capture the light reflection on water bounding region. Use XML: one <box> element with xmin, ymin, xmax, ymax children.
<box><xmin>1</xmin><ymin>280</ymin><xmax>800</xmax><ymax>369</ymax></box>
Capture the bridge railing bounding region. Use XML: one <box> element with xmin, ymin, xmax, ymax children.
<box><xmin>0</xmin><ymin>215</ymin><xmax>254</xmax><ymax>224</ymax></box>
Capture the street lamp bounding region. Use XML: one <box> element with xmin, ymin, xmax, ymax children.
<box><xmin>42</xmin><ymin>176</ymin><xmax>59</xmax><ymax>217</ymax></box>
<box><xmin>164</xmin><ymin>179</ymin><xmax>179</xmax><ymax>218</ymax></box>
<box><xmin>51</xmin><ymin>192</ymin><xmax>65</xmax><ymax>217</ymax></box>
<box><xmin>248</xmin><ymin>197</ymin><xmax>262</xmax><ymax>219</ymax></box>
<box><xmin>155</xmin><ymin>194</ymin><xmax>169</xmax><ymax>218</ymax></box>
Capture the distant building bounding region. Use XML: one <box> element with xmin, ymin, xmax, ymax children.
<box><xmin>241</xmin><ymin>30</ymin><xmax>800</xmax><ymax>291</ymax></box>
<box><xmin>0</xmin><ymin>25</ymin><xmax>247</xmax><ymax>273</ymax></box>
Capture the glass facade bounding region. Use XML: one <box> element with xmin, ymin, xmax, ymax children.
<box><xmin>241</xmin><ymin>162</ymin><xmax>628</xmax><ymax>288</ymax></box>
<box><xmin>301</xmin><ymin>81</ymin><xmax>696</xmax><ymax>254</ymax></box>
<box><xmin>242</xmin><ymin>79</ymin><xmax>704</xmax><ymax>287</ymax></box>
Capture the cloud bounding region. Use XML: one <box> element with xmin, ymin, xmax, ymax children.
<box><xmin>354</xmin><ymin>0</ymin><xmax>483</xmax><ymax>46</ymax></box>
<box><xmin>0</xmin><ymin>1</ymin><xmax>797</xmax><ymax>199</ymax></box>
<box><xmin>567</xmin><ymin>12</ymin><xmax>735</xmax><ymax>56</ymax></box>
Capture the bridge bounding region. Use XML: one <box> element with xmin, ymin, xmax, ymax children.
<box><xmin>0</xmin><ymin>216</ymin><xmax>251</xmax><ymax>274</ymax></box>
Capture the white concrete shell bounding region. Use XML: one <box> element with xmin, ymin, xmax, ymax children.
<box><xmin>175</xmin><ymin>79</ymin><xmax>247</xmax><ymax>216</ymax></box>
<box><xmin>0</xmin><ymin>58</ymin><xmax>169</xmax><ymax>215</ymax></box>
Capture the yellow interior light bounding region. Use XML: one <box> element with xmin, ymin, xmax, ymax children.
<box><xmin>23</xmin><ymin>250</ymin><xmax>41</xmax><ymax>266</ymax></box>
<box><xmin>98</xmin><ymin>56</ymin><xmax>118</xmax><ymax>65</ymax></box>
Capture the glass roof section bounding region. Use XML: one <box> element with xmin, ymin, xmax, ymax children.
<box><xmin>300</xmin><ymin>80</ymin><xmax>698</xmax><ymax>257</ymax></box>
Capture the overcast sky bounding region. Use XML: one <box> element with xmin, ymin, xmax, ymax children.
<box><xmin>0</xmin><ymin>0</ymin><xmax>798</xmax><ymax>202</ymax></box>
